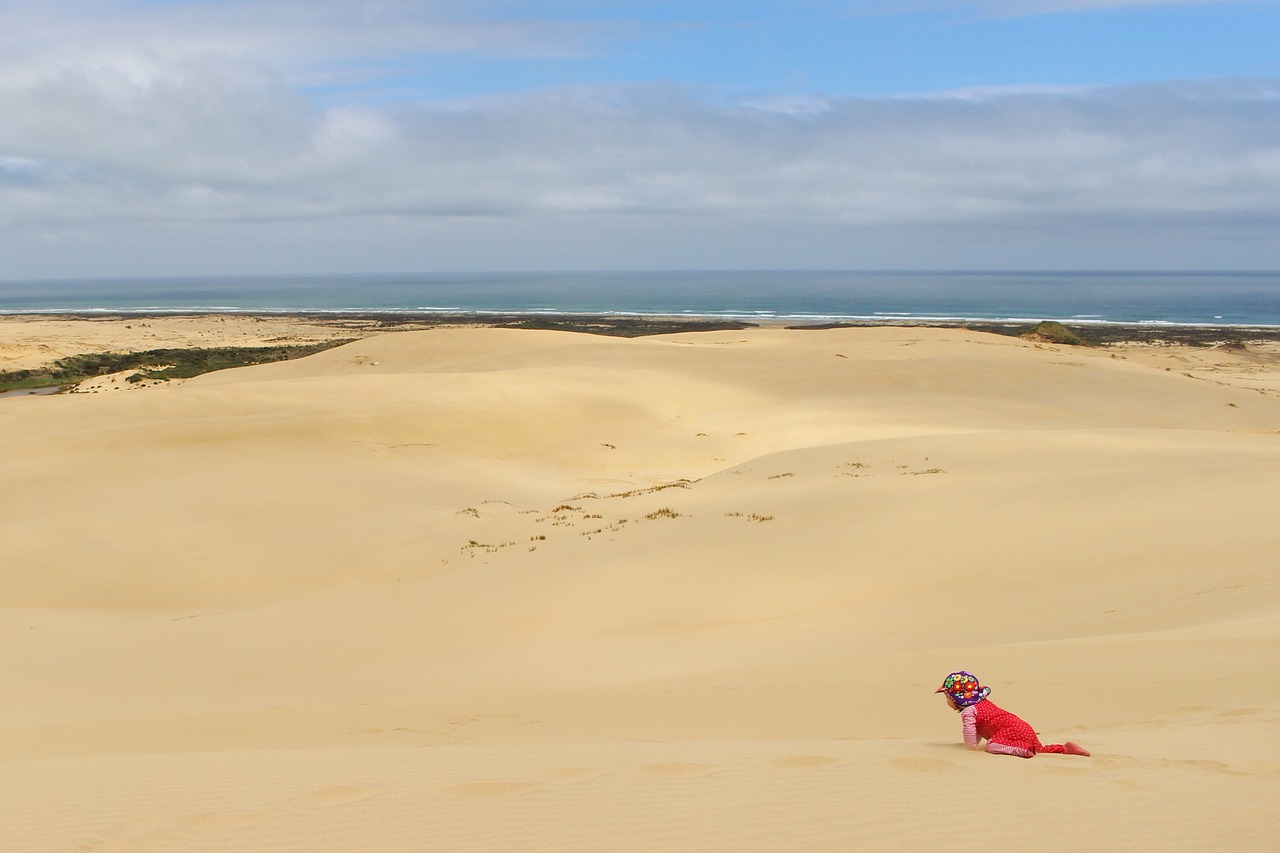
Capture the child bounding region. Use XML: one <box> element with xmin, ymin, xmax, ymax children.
<box><xmin>936</xmin><ymin>671</ymin><xmax>1090</xmax><ymax>758</ymax></box>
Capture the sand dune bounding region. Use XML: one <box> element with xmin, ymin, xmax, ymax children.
<box><xmin>0</xmin><ymin>314</ymin><xmax>364</xmax><ymax>373</ymax></box>
<box><xmin>2</xmin><ymin>324</ymin><xmax>1278</xmax><ymax>850</ymax></box>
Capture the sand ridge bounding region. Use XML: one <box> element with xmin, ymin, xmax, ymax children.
<box><xmin>2</xmin><ymin>322</ymin><xmax>1279</xmax><ymax>850</ymax></box>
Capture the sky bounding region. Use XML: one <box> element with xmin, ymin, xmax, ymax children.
<box><xmin>1</xmin><ymin>0</ymin><xmax>1279</xmax><ymax>277</ymax></box>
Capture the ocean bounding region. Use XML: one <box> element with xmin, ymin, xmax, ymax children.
<box><xmin>2</xmin><ymin>270</ymin><xmax>1279</xmax><ymax>327</ymax></box>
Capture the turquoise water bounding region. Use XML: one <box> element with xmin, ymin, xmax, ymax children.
<box><xmin>2</xmin><ymin>270</ymin><xmax>1278</xmax><ymax>326</ymax></box>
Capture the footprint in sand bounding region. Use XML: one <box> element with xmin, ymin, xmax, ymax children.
<box><xmin>640</xmin><ymin>762</ymin><xmax>718</xmax><ymax>778</ymax></box>
<box><xmin>1217</xmin><ymin>707</ymin><xmax>1260</xmax><ymax>718</ymax></box>
<box><xmin>769</xmin><ymin>755</ymin><xmax>841</xmax><ymax>769</ymax></box>
<box><xmin>543</xmin><ymin>767</ymin><xmax>608</xmax><ymax>784</ymax></box>
<box><xmin>181</xmin><ymin>811</ymin><xmax>269</xmax><ymax>832</ymax></box>
<box><xmin>1094</xmin><ymin>755</ymin><xmax>1140</xmax><ymax>771</ymax></box>
<box><xmin>447</xmin><ymin>781</ymin><xmax>542</xmax><ymax>797</ymax></box>
<box><xmin>888</xmin><ymin>757</ymin><xmax>959</xmax><ymax>772</ymax></box>
<box><xmin>1166</xmin><ymin>758</ymin><xmax>1253</xmax><ymax>777</ymax></box>
<box><xmin>296</xmin><ymin>785</ymin><xmax>384</xmax><ymax>807</ymax></box>
<box><xmin>1037</xmin><ymin>761</ymin><xmax>1093</xmax><ymax>776</ymax></box>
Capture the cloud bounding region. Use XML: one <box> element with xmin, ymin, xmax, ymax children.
<box><xmin>0</xmin><ymin>1</ymin><xmax>622</xmax><ymax>89</ymax></box>
<box><xmin>3</xmin><ymin>61</ymin><xmax>1278</xmax><ymax>230</ymax></box>
<box><xmin>1</xmin><ymin>3</ymin><xmax>1278</xmax><ymax>272</ymax></box>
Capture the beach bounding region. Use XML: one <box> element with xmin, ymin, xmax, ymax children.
<box><xmin>2</xmin><ymin>314</ymin><xmax>1279</xmax><ymax>851</ymax></box>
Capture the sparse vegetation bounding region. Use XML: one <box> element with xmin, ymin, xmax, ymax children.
<box><xmin>644</xmin><ymin>508</ymin><xmax>682</xmax><ymax>520</ymax></box>
<box><xmin>463</xmin><ymin>539</ymin><xmax>516</xmax><ymax>554</ymax></box>
<box><xmin>1215</xmin><ymin>336</ymin><xmax>1249</xmax><ymax>351</ymax></box>
<box><xmin>0</xmin><ymin>341</ymin><xmax>353</xmax><ymax>394</ymax></box>
<box><xmin>571</xmin><ymin>479</ymin><xmax>697</xmax><ymax>501</ymax></box>
<box><xmin>1020</xmin><ymin>320</ymin><xmax>1088</xmax><ymax>346</ymax></box>
<box><xmin>494</xmin><ymin>316</ymin><xmax>753</xmax><ymax>337</ymax></box>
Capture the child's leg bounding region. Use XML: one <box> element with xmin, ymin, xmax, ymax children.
<box><xmin>1040</xmin><ymin>742</ymin><xmax>1091</xmax><ymax>756</ymax></box>
<box><xmin>985</xmin><ymin>742</ymin><xmax>1035</xmax><ymax>758</ymax></box>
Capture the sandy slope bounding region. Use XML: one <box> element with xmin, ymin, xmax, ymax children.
<box><xmin>0</xmin><ymin>314</ymin><xmax>367</xmax><ymax>373</ymax></box>
<box><xmin>1</xmin><ymin>325</ymin><xmax>1278</xmax><ymax>851</ymax></box>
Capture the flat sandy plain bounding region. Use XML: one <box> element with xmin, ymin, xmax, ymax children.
<box><xmin>2</xmin><ymin>315</ymin><xmax>1279</xmax><ymax>851</ymax></box>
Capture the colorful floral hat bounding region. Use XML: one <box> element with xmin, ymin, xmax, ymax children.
<box><xmin>935</xmin><ymin>671</ymin><xmax>991</xmax><ymax>707</ymax></box>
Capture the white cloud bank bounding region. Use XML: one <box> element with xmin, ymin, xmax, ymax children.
<box><xmin>1</xmin><ymin>3</ymin><xmax>1278</xmax><ymax>273</ymax></box>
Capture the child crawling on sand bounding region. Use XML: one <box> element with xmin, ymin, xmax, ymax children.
<box><xmin>937</xmin><ymin>671</ymin><xmax>1090</xmax><ymax>758</ymax></box>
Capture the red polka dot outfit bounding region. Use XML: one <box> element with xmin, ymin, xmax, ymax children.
<box><xmin>963</xmin><ymin>700</ymin><xmax>1070</xmax><ymax>757</ymax></box>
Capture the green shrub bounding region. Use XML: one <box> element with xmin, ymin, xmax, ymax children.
<box><xmin>1021</xmin><ymin>321</ymin><xmax>1089</xmax><ymax>346</ymax></box>
<box><xmin>0</xmin><ymin>340</ymin><xmax>352</xmax><ymax>394</ymax></box>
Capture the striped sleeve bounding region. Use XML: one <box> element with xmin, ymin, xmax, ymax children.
<box><xmin>961</xmin><ymin>705</ymin><xmax>979</xmax><ymax>748</ymax></box>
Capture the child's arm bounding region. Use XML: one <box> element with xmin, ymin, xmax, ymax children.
<box><xmin>960</xmin><ymin>705</ymin><xmax>981</xmax><ymax>749</ymax></box>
